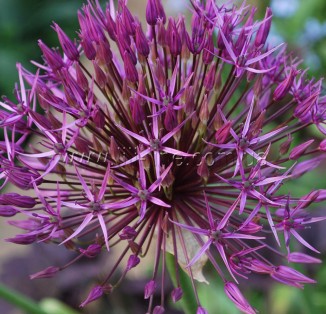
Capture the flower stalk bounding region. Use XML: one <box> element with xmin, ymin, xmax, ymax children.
<box><xmin>0</xmin><ymin>282</ymin><xmax>47</xmax><ymax>314</ymax></box>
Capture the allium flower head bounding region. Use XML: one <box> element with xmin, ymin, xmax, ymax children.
<box><xmin>1</xmin><ymin>0</ymin><xmax>326</xmax><ymax>313</ymax></box>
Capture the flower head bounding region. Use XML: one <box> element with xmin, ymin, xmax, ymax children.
<box><xmin>1</xmin><ymin>0</ymin><xmax>326</xmax><ymax>313</ymax></box>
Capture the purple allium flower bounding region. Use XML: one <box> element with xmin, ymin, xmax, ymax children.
<box><xmin>1</xmin><ymin>0</ymin><xmax>326</xmax><ymax>313</ymax></box>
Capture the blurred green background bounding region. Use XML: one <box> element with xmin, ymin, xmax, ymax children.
<box><xmin>0</xmin><ymin>0</ymin><xmax>325</xmax><ymax>313</ymax></box>
<box><xmin>0</xmin><ymin>0</ymin><xmax>85</xmax><ymax>97</ymax></box>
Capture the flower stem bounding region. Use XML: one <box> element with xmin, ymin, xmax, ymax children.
<box><xmin>0</xmin><ymin>282</ymin><xmax>48</xmax><ymax>314</ymax></box>
<box><xmin>166</xmin><ymin>253</ymin><xmax>197</xmax><ymax>314</ymax></box>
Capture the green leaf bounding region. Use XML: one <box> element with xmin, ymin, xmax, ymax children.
<box><xmin>39</xmin><ymin>298</ymin><xmax>80</xmax><ymax>314</ymax></box>
<box><xmin>166</xmin><ymin>252</ymin><xmax>198</xmax><ymax>314</ymax></box>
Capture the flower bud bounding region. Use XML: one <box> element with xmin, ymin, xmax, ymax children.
<box><xmin>280</xmin><ymin>134</ymin><xmax>293</xmax><ymax>155</ymax></box>
<box><xmin>197</xmin><ymin>156</ymin><xmax>209</xmax><ymax>182</ymax></box>
<box><xmin>38</xmin><ymin>40</ymin><xmax>64</xmax><ymax>71</ymax></box>
<box><xmin>298</xmin><ymin>190</ymin><xmax>320</xmax><ymax>208</ymax></box>
<box><xmin>6</xmin><ymin>234</ymin><xmax>37</xmax><ymax>245</ymax></box>
<box><xmin>105</xmin><ymin>7</ymin><xmax>117</xmax><ymax>41</ymax></box>
<box><xmin>273</xmin><ymin>67</ymin><xmax>298</xmax><ymax>101</ymax></box>
<box><xmin>75</xmin><ymin>63</ymin><xmax>89</xmax><ymax>91</ymax></box>
<box><xmin>110</xmin><ymin>136</ymin><xmax>120</xmax><ymax>162</ymax></box>
<box><xmin>121</xmin><ymin>2</ymin><xmax>135</xmax><ymax>36</ymax></box>
<box><xmin>171</xmin><ymin>287</ymin><xmax>183</xmax><ymax>303</ymax></box>
<box><xmin>224</xmin><ymin>282</ymin><xmax>256</xmax><ymax>314</ymax></box>
<box><xmin>135</xmin><ymin>23</ymin><xmax>150</xmax><ymax>57</ymax></box>
<box><xmin>255</xmin><ymin>7</ymin><xmax>272</xmax><ymax>47</ymax></box>
<box><xmin>203</xmin><ymin>63</ymin><xmax>216</xmax><ymax>91</ymax></box>
<box><xmin>199</xmin><ymin>95</ymin><xmax>209</xmax><ymax>125</ymax></box>
<box><xmin>30</xmin><ymin>266</ymin><xmax>60</xmax><ymax>279</ymax></box>
<box><xmin>320</xmin><ymin>139</ymin><xmax>326</xmax><ymax>151</ymax></box>
<box><xmin>0</xmin><ymin>193</ymin><xmax>36</xmax><ymax>208</ymax></box>
<box><xmin>96</xmin><ymin>40</ymin><xmax>113</xmax><ymax>66</ymax></box>
<box><xmin>184</xmin><ymin>86</ymin><xmax>195</xmax><ymax>115</ymax></box>
<box><xmin>124</xmin><ymin>51</ymin><xmax>138</xmax><ymax>83</ymax></box>
<box><xmin>93</xmin><ymin>62</ymin><xmax>107</xmax><ymax>89</ymax></box>
<box><xmin>292</xmin><ymin>156</ymin><xmax>322</xmax><ymax>177</ymax></box>
<box><xmin>249</xmin><ymin>110</ymin><xmax>265</xmax><ymax>138</ymax></box>
<box><xmin>119</xmin><ymin>226</ymin><xmax>137</xmax><ymax>240</ymax></box>
<box><xmin>130</xmin><ymin>97</ymin><xmax>145</xmax><ymax>125</ymax></box>
<box><xmin>7</xmin><ymin>165</ymin><xmax>42</xmax><ymax>190</ymax></box>
<box><xmin>167</xmin><ymin>18</ymin><xmax>181</xmax><ymax>56</ymax></box>
<box><xmin>155</xmin><ymin>59</ymin><xmax>166</xmax><ymax>86</ymax></box>
<box><xmin>271</xmin><ymin>265</ymin><xmax>316</xmax><ymax>287</ymax></box>
<box><xmin>126</xmin><ymin>254</ymin><xmax>140</xmax><ymax>270</ymax></box>
<box><xmin>315</xmin><ymin>189</ymin><xmax>326</xmax><ymax>202</ymax></box>
<box><xmin>53</xmin><ymin>23</ymin><xmax>79</xmax><ymax>61</ymax></box>
<box><xmin>287</xmin><ymin>252</ymin><xmax>321</xmax><ymax>264</ymax></box>
<box><xmin>153</xmin><ymin>306</ymin><xmax>165</xmax><ymax>314</ymax></box>
<box><xmin>215</xmin><ymin>121</ymin><xmax>231</xmax><ymax>144</ymax></box>
<box><xmin>164</xmin><ymin>106</ymin><xmax>177</xmax><ymax>131</ymax></box>
<box><xmin>157</xmin><ymin>19</ymin><xmax>167</xmax><ymax>46</ymax></box>
<box><xmin>80</xmin><ymin>285</ymin><xmax>112</xmax><ymax>307</ymax></box>
<box><xmin>247</xmin><ymin>259</ymin><xmax>272</xmax><ymax>274</ymax></box>
<box><xmin>197</xmin><ymin>307</ymin><xmax>208</xmax><ymax>314</ymax></box>
<box><xmin>289</xmin><ymin>139</ymin><xmax>314</xmax><ymax>160</ymax></box>
<box><xmin>0</xmin><ymin>206</ymin><xmax>18</xmax><ymax>217</ymax></box>
<box><xmin>144</xmin><ymin>280</ymin><xmax>156</xmax><ymax>299</ymax></box>
<box><xmin>92</xmin><ymin>105</ymin><xmax>106</xmax><ymax>129</ymax></box>
<box><xmin>80</xmin><ymin>35</ymin><xmax>96</xmax><ymax>60</ymax></box>
<box><xmin>161</xmin><ymin>165</ymin><xmax>175</xmax><ymax>188</ymax></box>
<box><xmin>240</xmin><ymin>222</ymin><xmax>262</xmax><ymax>234</ymax></box>
<box><xmin>146</xmin><ymin>0</ymin><xmax>166</xmax><ymax>26</ymax></box>
<box><xmin>79</xmin><ymin>244</ymin><xmax>102</xmax><ymax>258</ymax></box>
<box><xmin>202</xmin><ymin>31</ymin><xmax>214</xmax><ymax>64</ymax></box>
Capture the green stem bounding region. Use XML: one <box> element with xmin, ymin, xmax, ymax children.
<box><xmin>0</xmin><ymin>282</ymin><xmax>48</xmax><ymax>314</ymax></box>
<box><xmin>166</xmin><ymin>253</ymin><xmax>197</xmax><ymax>314</ymax></box>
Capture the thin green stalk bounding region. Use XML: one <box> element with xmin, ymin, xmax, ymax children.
<box><xmin>0</xmin><ymin>282</ymin><xmax>48</xmax><ymax>314</ymax></box>
<box><xmin>166</xmin><ymin>253</ymin><xmax>197</xmax><ymax>314</ymax></box>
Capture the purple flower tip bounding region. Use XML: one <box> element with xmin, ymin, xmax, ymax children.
<box><xmin>320</xmin><ymin>139</ymin><xmax>326</xmax><ymax>151</ymax></box>
<box><xmin>80</xmin><ymin>284</ymin><xmax>112</xmax><ymax>308</ymax></box>
<box><xmin>0</xmin><ymin>206</ymin><xmax>18</xmax><ymax>217</ymax></box>
<box><xmin>197</xmin><ymin>306</ymin><xmax>208</xmax><ymax>314</ymax></box>
<box><xmin>171</xmin><ymin>287</ymin><xmax>183</xmax><ymax>303</ymax></box>
<box><xmin>153</xmin><ymin>305</ymin><xmax>165</xmax><ymax>314</ymax></box>
<box><xmin>80</xmin><ymin>286</ymin><xmax>104</xmax><ymax>308</ymax></box>
<box><xmin>144</xmin><ymin>280</ymin><xmax>156</xmax><ymax>299</ymax></box>
<box><xmin>0</xmin><ymin>193</ymin><xmax>36</xmax><ymax>208</ymax></box>
<box><xmin>79</xmin><ymin>244</ymin><xmax>102</xmax><ymax>258</ymax></box>
<box><xmin>146</xmin><ymin>0</ymin><xmax>166</xmax><ymax>26</ymax></box>
<box><xmin>30</xmin><ymin>266</ymin><xmax>60</xmax><ymax>279</ymax></box>
<box><xmin>271</xmin><ymin>266</ymin><xmax>316</xmax><ymax>288</ymax></box>
<box><xmin>224</xmin><ymin>282</ymin><xmax>257</xmax><ymax>314</ymax></box>
<box><xmin>6</xmin><ymin>234</ymin><xmax>37</xmax><ymax>245</ymax></box>
<box><xmin>287</xmin><ymin>252</ymin><xmax>322</xmax><ymax>264</ymax></box>
<box><xmin>289</xmin><ymin>139</ymin><xmax>315</xmax><ymax>160</ymax></box>
<box><xmin>126</xmin><ymin>254</ymin><xmax>140</xmax><ymax>271</ymax></box>
<box><xmin>53</xmin><ymin>22</ymin><xmax>79</xmax><ymax>61</ymax></box>
<box><xmin>119</xmin><ymin>226</ymin><xmax>137</xmax><ymax>240</ymax></box>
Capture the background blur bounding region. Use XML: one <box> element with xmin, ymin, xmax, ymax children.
<box><xmin>0</xmin><ymin>0</ymin><xmax>325</xmax><ymax>313</ymax></box>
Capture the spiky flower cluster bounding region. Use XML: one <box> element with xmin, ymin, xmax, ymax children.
<box><xmin>1</xmin><ymin>0</ymin><xmax>326</xmax><ymax>313</ymax></box>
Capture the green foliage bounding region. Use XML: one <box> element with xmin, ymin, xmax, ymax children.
<box><xmin>0</xmin><ymin>0</ymin><xmax>83</xmax><ymax>98</ymax></box>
